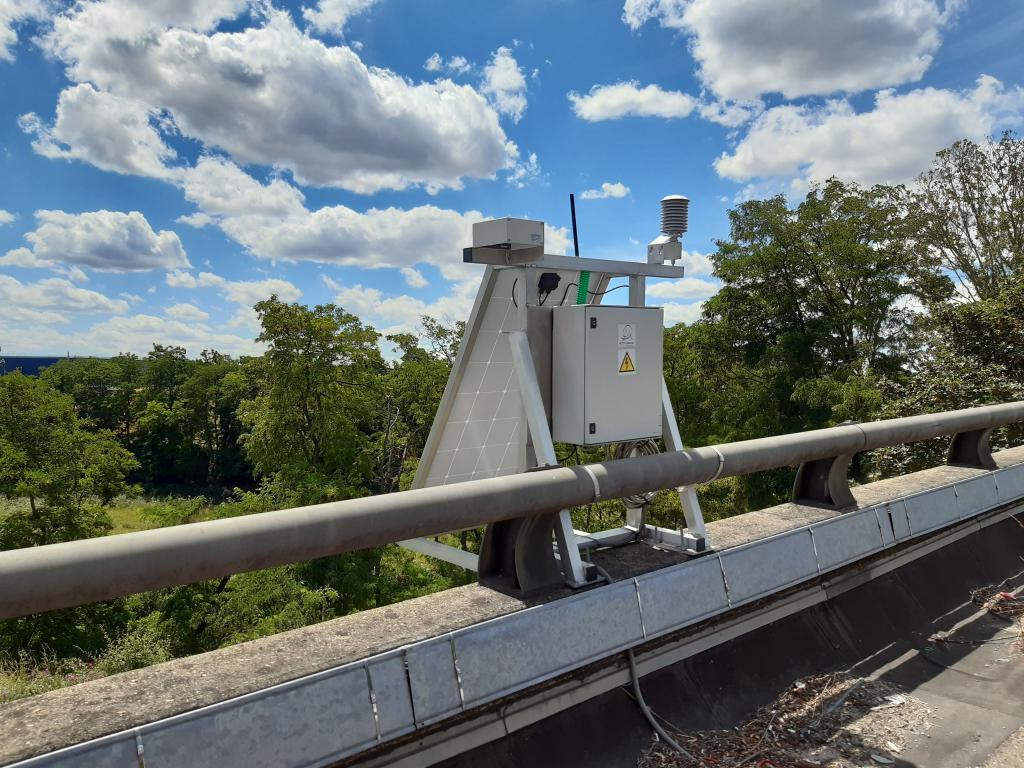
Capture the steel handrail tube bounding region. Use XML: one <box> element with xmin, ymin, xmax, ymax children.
<box><xmin>2</xmin><ymin>401</ymin><xmax>1023</xmax><ymax>619</ymax></box>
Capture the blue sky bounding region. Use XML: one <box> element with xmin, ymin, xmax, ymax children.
<box><xmin>0</xmin><ymin>0</ymin><xmax>1022</xmax><ymax>356</ymax></box>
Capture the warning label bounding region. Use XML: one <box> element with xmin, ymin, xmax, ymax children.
<box><xmin>618</xmin><ymin>349</ymin><xmax>636</xmax><ymax>375</ymax></box>
<box><xmin>617</xmin><ymin>323</ymin><xmax>635</xmax><ymax>348</ymax></box>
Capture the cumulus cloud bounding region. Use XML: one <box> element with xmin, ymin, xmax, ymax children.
<box><xmin>177</xmin><ymin>157</ymin><xmax>560</xmax><ymax>281</ymax></box>
<box><xmin>42</xmin><ymin>6</ymin><xmax>513</xmax><ymax>193</ymax></box>
<box><xmin>0</xmin><ymin>0</ymin><xmax>48</xmax><ymax>62</ymax></box>
<box><xmin>678</xmin><ymin>249</ymin><xmax>714</xmax><ymax>277</ymax></box>
<box><xmin>569</xmin><ymin>81</ymin><xmax>697</xmax><ymax>121</ymax></box>
<box><xmin>661</xmin><ymin>301</ymin><xmax>705</xmax><ymax>326</ymax></box>
<box><xmin>19</xmin><ymin>83</ymin><xmax>179</xmax><ymax>179</ymax></box>
<box><xmin>647</xmin><ymin>277</ymin><xmax>720</xmax><ymax>300</ymax></box>
<box><xmin>482</xmin><ymin>46</ymin><xmax>527</xmax><ymax>122</ymax></box>
<box><xmin>400</xmin><ymin>267</ymin><xmax>429</xmax><ymax>288</ymax></box>
<box><xmin>332</xmin><ymin>279</ymin><xmax>478</xmax><ymax>336</ymax></box>
<box><xmin>165</xmin><ymin>303</ymin><xmax>210</xmax><ymax>321</ymax></box>
<box><xmin>716</xmin><ymin>75</ymin><xmax>1024</xmax><ymax>189</ymax></box>
<box><xmin>568</xmin><ymin>80</ymin><xmax>760</xmax><ymax>126</ymax></box>
<box><xmin>302</xmin><ymin>0</ymin><xmax>379</xmax><ymax>34</ymax></box>
<box><xmin>623</xmin><ymin>0</ymin><xmax>962</xmax><ymax>100</ymax></box>
<box><xmin>507</xmin><ymin>151</ymin><xmax>541</xmax><ymax>189</ymax></box>
<box><xmin>1</xmin><ymin>313</ymin><xmax>264</xmax><ymax>358</ymax></box>
<box><xmin>165</xmin><ymin>268</ymin><xmax>302</xmax><ymax>306</ymax></box>
<box><xmin>424</xmin><ymin>52</ymin><xmax>472</xmax><ymax>75</ymax></box>
<box><xmin>1</xmin><ymin>210</ymin><xmax>189</xmax><ymax>272</ymax></box>
<box><xmin>0</xmin><ymin>210</ymin><xmax>14</xmax><ymax>225</ymax></box>
<box><xmin>0</xmin><ymin>274</ymin><xmax>129</xmax><ymax>314</ymax></box>
<box><xmin>581</xmin><ymin>182</ymin><xmax>631</xmax><ymax>200</ymax></box>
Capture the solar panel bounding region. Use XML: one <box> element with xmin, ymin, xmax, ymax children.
<box><xmin>421</xmin><ymin>268</ymin><xmax>528</xmax><ymax>487</ymax></box>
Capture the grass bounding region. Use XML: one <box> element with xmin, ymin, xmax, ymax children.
<box><xmin>107</xmin><ymin>498</ymin><xmax>165</xmax><ymax>535</ymax></box>
<box><xmin>0</xmin><ymin>655</ymin><xmax>103</xmax><ymax>705</ymax></box>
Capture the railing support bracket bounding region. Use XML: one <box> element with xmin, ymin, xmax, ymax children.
<box><xmin>948</xmin><ymin>427</ymin><xmax>997</xmax><ymax>470</ymax></box>
<box><xmin>792</xmin><ymin>453</ymin><xmax>856</xmax><ymax>510</ymax></box>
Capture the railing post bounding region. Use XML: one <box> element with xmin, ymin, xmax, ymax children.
<box><xmin>948</xmin><ymin>427</ymin><xmax>997</xmax><ymax>470</ymax></box>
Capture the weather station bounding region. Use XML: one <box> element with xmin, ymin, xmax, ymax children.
<box><xmin>402</xmin><ymin>194</ymin><xmax>710</xmax><ymax>593</ymax></box>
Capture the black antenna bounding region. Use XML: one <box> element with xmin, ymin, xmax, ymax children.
<box><xmin>569</xmin><ymin>193</ymin><xmax>580</xmax><ymax>257</ymax></box>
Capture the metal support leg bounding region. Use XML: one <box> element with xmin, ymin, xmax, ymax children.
<box><xmin>661</xmin><ymin>379</ymin><xmax>708</xmax><ymax>553</ymax></box>
<box><xmin>791</xmin><ymin>453</ymin><xmax>856</xmax><ymax>509</ymax></box>
<box><xmin>479</xmin><ymin>331</ymin><xmax>592</xmax><ymax>589</ymax></box>
<box><xmin>948</xmin><ymin>427</ymin><xmax>997</xmax><ymax>470</ymax></box>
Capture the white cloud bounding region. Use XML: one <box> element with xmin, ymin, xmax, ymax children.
<box><xmin>569</xmin><ymin>81</ymin><xmax>698</xmax><ymax>121</ymax></box>
<box><xmin>678</xmin><ymin>249</ymin><xmax>714</xmax><ymax>277</ymax></box>
<box><xmin>166</xmin><ymin>270</ymin><xmax>221</xmax><ymax>289</ymax></box>
<box><xmin>697</xmin><ymin>99</ymin><xmax>764</xmax><ymax>128</ymax></box>
<box><xmin>0</xmin><ymin>0</ymin><xmax>47</xmax><ymax>62</ymax></box>
<box><xmin>507</xmin><ymin>151</ymin><xmax>541</xmax><ymax>189</ymax></box>
<box><xmin>43</xmin><ymin>7</ymin><xmax>513</xmax><ymax>193</ymax></box>
<box><xmin>661</xmin><ymin>301</ymin><xmax>705</xmax><ymax>326</ymax></box>
<box><xmin>424</xmin><ymin>52</ymin><xmax>472</xmax><ymax>75</ymax></box>
<box><xmin>400</xmin><ymin>267</ymin><xmax>428</xmax><ymax>289</ymax></box>
<box><xmin>1</xmin><ymin>210</ymin><xmax>189</xmax><ymax>272</ymax></box>
<box><xmin>1</xmin><ymin>313</ymin><xmax>263</xmax><ymax>358</ymax></box>
<box><xmin>176</xmin><ymin>159</ymin><xmax>571</xmax><ymax>287</ymax></box>
<box><xmin>647</xmin><ymin>277</ymin><xmax>720</xmax><ymax>300</ymax></box>
<box><xmin>0</xmin><ymin>210</ymin><xmax>14</xmax><ymax>225</ymax></box>
<box><xmin>581</xmin><ymin>182</ymin><xmax>631</xmax><ymax>200</ymax></box>
<box><xmin>482</xmin><ymin>46</ymin><xmax>527</xmax><ymax>123</ymax></box>
<box><xmin>623</xmin><ymin>0</ymin><xmax>962</xmax><ymax>100</ymax></box>
<box><xmin>19</xmin><ymin>84</ymin><xmax>179</xmax><ymax>180</ymax></box>
<box><xmin>176</xmin><ymin>212</ymin><xmax>215</xmax><ymax>228</ymax></box>
<box><xmin>182</xmin><ymin>156</ymin><xmax>307</xmax><ymax>219</ymax></box>
<box><xmin>222</xmin><ymin>278</ymin><xmax>302</xmax><ymax>306</ymax></box>
<box><xmin>165</xmin><ymin>303</ymin><xmax>210</xmax><ymax>321</ymax></box>
<box><xmin>332</xmin><ymin>279</ymin><xmax>478</xmax><ymax>336</ymax></box>
<box><xmin>0</xmin><ymin>274</ymin><xmax>128</xmax><ymax>314</ymax></box>
<box><xmin>716</xmin><ymin>75</ymin><xmax>1024</xmax><ymax>189</ymax></box>
<box><xmin>569</xmin><ymin>81</ymin><xmax>761</xmax><ymax>127</ymax></box>
<box><xmin>302</xmin><ymin>0</ymin><xmax>378</xmax><ymax>35</ymax></box>
<box><xmin>166</xmin><ymin>269</ymin><xmax>301</xmax><ymax>307</ymax></box>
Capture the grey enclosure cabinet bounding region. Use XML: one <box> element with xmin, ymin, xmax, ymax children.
<box><xmin>551</xmin><ymin>305</ymin><xmax>664</xmax><ymax>446</ymax></box>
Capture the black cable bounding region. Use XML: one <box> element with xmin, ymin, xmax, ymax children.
<box><xmin>588</xmin><ymin>284</ymin><xmax>629</xmax><ymax>298</ymax></box>
<box><xmin>511</xmin><ymin>277</ymin><xmax>518</xmax><ymax>308</ymax></box>
<box><xmin>554</xmin><ymin>280</ymin><xmax>629</xmax><ymax>307</ymax></box>
<box><xmin>558</xmin><ymin>282</ymin><xmax>578</xmax><ymax>306</ymax></box>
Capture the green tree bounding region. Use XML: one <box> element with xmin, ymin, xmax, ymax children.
<box><xmin>875</xmin><ymin>273</ymin><xmax>1024</xmax><ymax>475</ymax></box>
<box><xmin>906</xmin><ymin>132</ymin><xmax>1024</xmax><ymax>301</ymax></box>
<box><xmin>239</xmin><ymin>297</ymin><xmax>383</xmax><ymax>503</ymax></box>
<box><xmin>667</xmin><ymin>179</ymin><xmax>951</xmax><ymax>508</ymax></box>
<box><xmin>0</xmin><ymin>374</ymin><xmax>139</xmax><ymax>661</ymax></box>
<box><xmin>0</xmin><ymin>373</ymin><xmax>138</xmax><ymax>549</ymax></box>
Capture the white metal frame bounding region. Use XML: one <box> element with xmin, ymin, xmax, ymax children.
<box><xmin>402</xmin><ymin>250</ymin><xmax>709</xmax><ymax>586</ymax></box>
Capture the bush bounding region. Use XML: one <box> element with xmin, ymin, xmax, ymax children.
<box><xmin>98</xmin><ymin>620</ymin><xmax>173</xmax><ymax>675</ymax></box>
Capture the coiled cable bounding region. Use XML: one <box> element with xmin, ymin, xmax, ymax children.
<box><xmin>614</xmin><ymin>439</ymin><xmax>660</xmax><ymax>507</ymax></box>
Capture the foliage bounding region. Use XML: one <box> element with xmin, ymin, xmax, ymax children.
<box><xmin>0</xmin><ymin>373</ymin><xmax>138</xmax><ymax>549</ymax></box>
<box><xmin>239</xmin><ymin>298</ymin><xmax>382</xmax><ymax>504</ymax></box>
<box><xmin>665</xmin><ymin>179</ymin><xmax>952</xmax><ymax>507</ymax></box>
<box><xmin>905</xmin><ymin>132</ymin><xmax>1024</xmax><ymax>301</ymax></box>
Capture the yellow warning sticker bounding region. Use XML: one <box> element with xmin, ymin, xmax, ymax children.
<box><xmin>618</xmin><ymin>349</ymin><xmax>636</xmax><ymax>375</ymax></box>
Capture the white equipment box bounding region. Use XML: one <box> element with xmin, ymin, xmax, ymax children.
<box><xmin>551</xmin><ymin>305</ymin><xmax>664</xmax><ymax>446</ymax></box>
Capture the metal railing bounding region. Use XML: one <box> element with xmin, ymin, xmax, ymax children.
<box><xmin>1</xmin><ymin>402</ymin><xmax>1023</xmax><ymax>619</ymax></box>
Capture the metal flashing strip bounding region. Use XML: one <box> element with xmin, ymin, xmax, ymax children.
<box><xmin>10</xmin><ymin>461</ymin><xmax>1024</xmax><ymax>768</ymax></box>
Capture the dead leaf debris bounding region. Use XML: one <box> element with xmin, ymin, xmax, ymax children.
<box><xmin>636</xmin><ymin>673</ymin><xmax>931</xmax><ymax>768</ymax></box>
